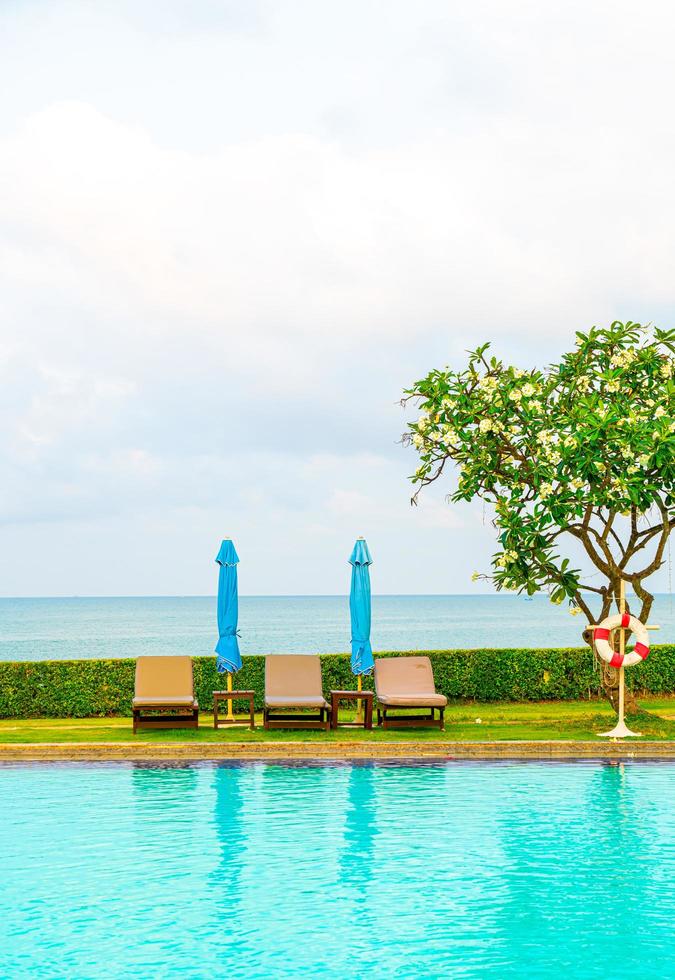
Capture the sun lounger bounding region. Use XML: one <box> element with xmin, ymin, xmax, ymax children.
<box><xmin>263</xmin><ymin>655</ymin><xmax>332</xmax><ymax>731</ymax></box>
<box><xmin>374</xmin><ymin>656</ymin><xmax>447</xmax><ymax>730</ymax></box>
<box><xmin>132</xmin><ymin>656</ymin><xmax>199</xmax><ymax>733</ymax></box>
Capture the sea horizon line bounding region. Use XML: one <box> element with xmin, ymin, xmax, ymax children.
<box><xmin>0</xmin><ymin>592</ymin><xmax>663</xmax><ymax>601</ymax></box>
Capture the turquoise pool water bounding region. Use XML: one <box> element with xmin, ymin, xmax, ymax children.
<box><xmin>1</xmin><ymin>761</ymin><xmax>674</xmax><ymax>978</ymax></box>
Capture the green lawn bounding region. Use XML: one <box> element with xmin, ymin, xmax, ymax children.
<box><xmin>3</xmin><ymin>698</ymin><xmax>675</xmax><ymax>743</ymax></box>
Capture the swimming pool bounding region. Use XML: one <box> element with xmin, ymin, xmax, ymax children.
<box><xmin>1</xmin><ymin>760</ymin><xmax>673</xmax><ymax>978</ymax></box>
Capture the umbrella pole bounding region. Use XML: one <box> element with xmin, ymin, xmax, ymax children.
<box><xmin>227</xmin><ymin>671</ymin><xmax>234</xmax><ymax>721</ymax></box>
<box><xmin>356</xmin><ymin>673</ymin><xmax>363</xmax><ymax>723</ymax></box>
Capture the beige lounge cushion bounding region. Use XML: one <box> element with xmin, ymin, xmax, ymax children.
<box><xmin>374</xmin><ymin>656</ymin><xmax>447</xmax><ymax>708</ymax></box>
<box><xmin>376</xmin><ymin>693</ymin><xmax>447</xmax><ymax>707</ymax></box>
<box><xmin>133</xmin><ymin>696</ymin><xmax>198</xmax><ymax>708</ymax></box>
<box><xmin>134</xmin><ymin>656</ymin><xmax>196</xmax><ymax>705</ymax></box>
<box><xmin>266</xmin><ymin>695</ymin><xmax>329</xmax><ymax>709</ymax></box>
<box><xmin>265</xmin><ymin>655</ymin><xmax>326</xmax><ymax>704</ymax></box>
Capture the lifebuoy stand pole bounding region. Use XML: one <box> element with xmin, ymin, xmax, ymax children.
<box><xmin>618</xmin><ymin>579</ymin><xmax>625</xmax><ymax>727</ymax></box>
<box><xmin>599</xmin><ymin>580</ymin><xmax>642</xmax><ymax>739</ymax></box>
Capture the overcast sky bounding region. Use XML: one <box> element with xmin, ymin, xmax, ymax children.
<box><xmin>1</xmin><ymin>0</ymin><xmax>674</xmax><ymax>596</ymax></box>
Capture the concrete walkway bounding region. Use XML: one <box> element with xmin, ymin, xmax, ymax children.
<box><xmin>2</xmin><ymin>740</ymin><xmax>675</xmax><ymax>761</ymax></box>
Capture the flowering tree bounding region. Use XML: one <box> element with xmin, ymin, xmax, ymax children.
<box><xmin>404</xmin><ymin>322</ymin><xmax>675</xmax><ymax>710</ymax></box>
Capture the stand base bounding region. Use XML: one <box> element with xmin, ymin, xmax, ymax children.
<box><xmin>598</xmin><ymin>720</ymin><xmax>642</xmax><ymax>738</ymax></box>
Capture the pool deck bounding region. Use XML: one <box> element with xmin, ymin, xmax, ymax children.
<box><xmin>3</xmin><ymin>740</ymin><xmax>675</xmax><ymax>761</ymax></box>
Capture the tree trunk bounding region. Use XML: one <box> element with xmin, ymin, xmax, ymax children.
<box><xmin>598</xmin><ymin>660</ymin><xmax>640</xmax><ymax>714</ymax></box>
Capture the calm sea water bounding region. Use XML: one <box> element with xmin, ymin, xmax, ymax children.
<box><xmin>1</xmin><ymin>760</ymin><xmax>674</xmax><ymax>979</ymax></box>
<box><xmin>0</xmin><ymin>594</ymin><xmax>673</xmax><ymax>662</ymax></box>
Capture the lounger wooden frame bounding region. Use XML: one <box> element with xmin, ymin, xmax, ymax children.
<box><xmin>262</xmin><ymin>706</ymin><xmax>332</xmax><ymax>731</ymax></box>
<box><xmin>133</xmin><ymin>705</ymin><xmax>199</xmax><ymax>734</ymax></box>
<box><xmin>132</xmin><ymin>656</ymin><xmax>199</xmax><ymax>734</ymax></box>
<box><xmin>377</xmin><ymin>705</ymin><xmax>445</xmax><ymax>731</ymax></box>
<box><xmin>263</xmin><ymin>655</ymin><xmax>332</xmax><ymax>731</ymax></box>
<box><xmin>374</xmin><ymin>656</ymin><xmax>447</xmax><ymax>731</ymax></box>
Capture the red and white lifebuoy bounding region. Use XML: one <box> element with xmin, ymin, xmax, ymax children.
<box><xmin>594</xmin><ymin>613</ymin><xmax>650</xmax><ymax>668</ymax></box>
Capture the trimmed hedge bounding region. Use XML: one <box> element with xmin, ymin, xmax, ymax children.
<box><xmin>1</xmin><ymin>647</ymin><xmax>674</xmax><ymax>719</ymax></box>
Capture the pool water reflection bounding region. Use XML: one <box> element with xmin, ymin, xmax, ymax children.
<box><xmin>1</xmin><ymin>760</ymin><xmax>673</xmax><ymax>978</ymax></box>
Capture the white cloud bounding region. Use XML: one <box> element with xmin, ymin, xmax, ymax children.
<box><xmin>326</xmin><ymin>483</ymin><xmax>463</xmax><ymax>531</ymax></box>
<box><xmin>3</xmin><ymin>91</ymin><xmax>675</xmax><ymax>372</ymax></box>
<box><xmin>1</xmin><ymin>0</ymin><xmax>675</xmax><ymax>593</ymax></box>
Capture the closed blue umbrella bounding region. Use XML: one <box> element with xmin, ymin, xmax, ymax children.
<box><xmin>215</xmin><ymin>539</ymin><xmax>242</xmax><ymax>676</ymax></box>
<box><xmin>349</xmin><ymin>537</ymin><xmax>374</xmax><ymax>680</ymax></box>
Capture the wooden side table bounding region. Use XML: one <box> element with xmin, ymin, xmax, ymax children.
<box><xmin>329</xmin><ymin>690</ymin><xmax>374</xmax><ymax>730</ymax></box>
<box><xmin>213</xmin><ymin>690</ymin><xmax>255</xmax><ymax>730</ymax></box>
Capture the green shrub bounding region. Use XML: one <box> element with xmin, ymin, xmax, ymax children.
<box><xmin>0</xmin><ymin>647</ymin><xmax>673</xmax><ymax>719</ymax></box>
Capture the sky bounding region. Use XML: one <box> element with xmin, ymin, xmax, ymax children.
<box><xmin>1</xmin><ymin>0</ymin><xmax>675</xmax><ymax>596</ymax></box>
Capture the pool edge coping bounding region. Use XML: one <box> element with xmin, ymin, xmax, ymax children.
<box><xmin>2</xmin><ymin>740</ymin><xmax>675</xmax><ymax>761</ymax></box>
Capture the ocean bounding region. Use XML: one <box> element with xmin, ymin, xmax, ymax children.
<box><xmin>0</xmin><ymin>594</ymin><xmax>672</xmax><ymax>662</ymax></box>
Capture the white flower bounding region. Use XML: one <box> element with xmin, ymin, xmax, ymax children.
<box><xmin>577</xmin><ymin>377</ymin><xmax>591</xmax><ymax>391</ymax></box>
<box><xmin>660</xmin><ymin>361</ymin><xmax>673</xmax><ymax>378</ymax></box>
<box><xmin>627</xmin><ymin>464</ymin><xmax>639</xmax><ymax>474</ymax></box>
<box><xmin>530</xmin><ymin>399</ymin><xmax>543</xmax><ymax>411</ymax></box>
<box><xmin>471</xmin><ymin>571</ymin><xmax>480</xmax><ymax>582</ymax></box>
<box><xmin>570</xmin><ymin>478</ymin><xmax>584</xmax><ymax>491</ymax></box>
<box><xmin>547</xmin><ymin>451</ymin><xmax>562</xmax><ymax>465</ymax></box>
<box><xmin>522</xmin><ymin>383</ymin><xmax>536</xmax><ymax>397</ymax></box>
<box><xmin>610</xmin><ymin>349</ymin><xmax>637</xmax><ymax>369</ymax></box>
<box><xmin>638</xmin><ymin>453</ymin><xmax>651</xmax><ymax>467</ymax></box>
<box><xmin>606</xmin><ymin>381</ymin><xmax>620</xmax><ymax>393</ymax></box>
<box><xmin>430</xmin><ymin>430</ymin><xmax>442</xmax><ymax>442</ymax></box>
<box><xmin>508</xmin><ymin>389</ymin><xmax>523</xmax><ymax>402</ymax></box>
<box><xmin>540</xmin><ymin>482</ymin><xmax>554</xmax><ymax>499</ymax></box>
<box><xmin>563</xmin><ymin>435</ymin><xmax>577</xmax><ymax>448</ymax></box>
<box><xmin>417</xmin><ymin>414</ymin><xmax>429</xmax><ymax>431</ymax></box>
<box><xmin>412</xmin><ymin>434</ymin><xmax>424</xmax><ymax>449</ymax></box>
<box><xmin>443</xmin><ymin>427</ymin><xmax>458</xmax><ymax>442</ymax></box>
<box><xmin>655</xmin><ymin>405</ymin><xmax>666</xmax><ymax>418</ymax></box>
<box><xmin>479</xmin><ymin>418</ymin><xmax>494</xmax><ymax>433</ymax></box>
